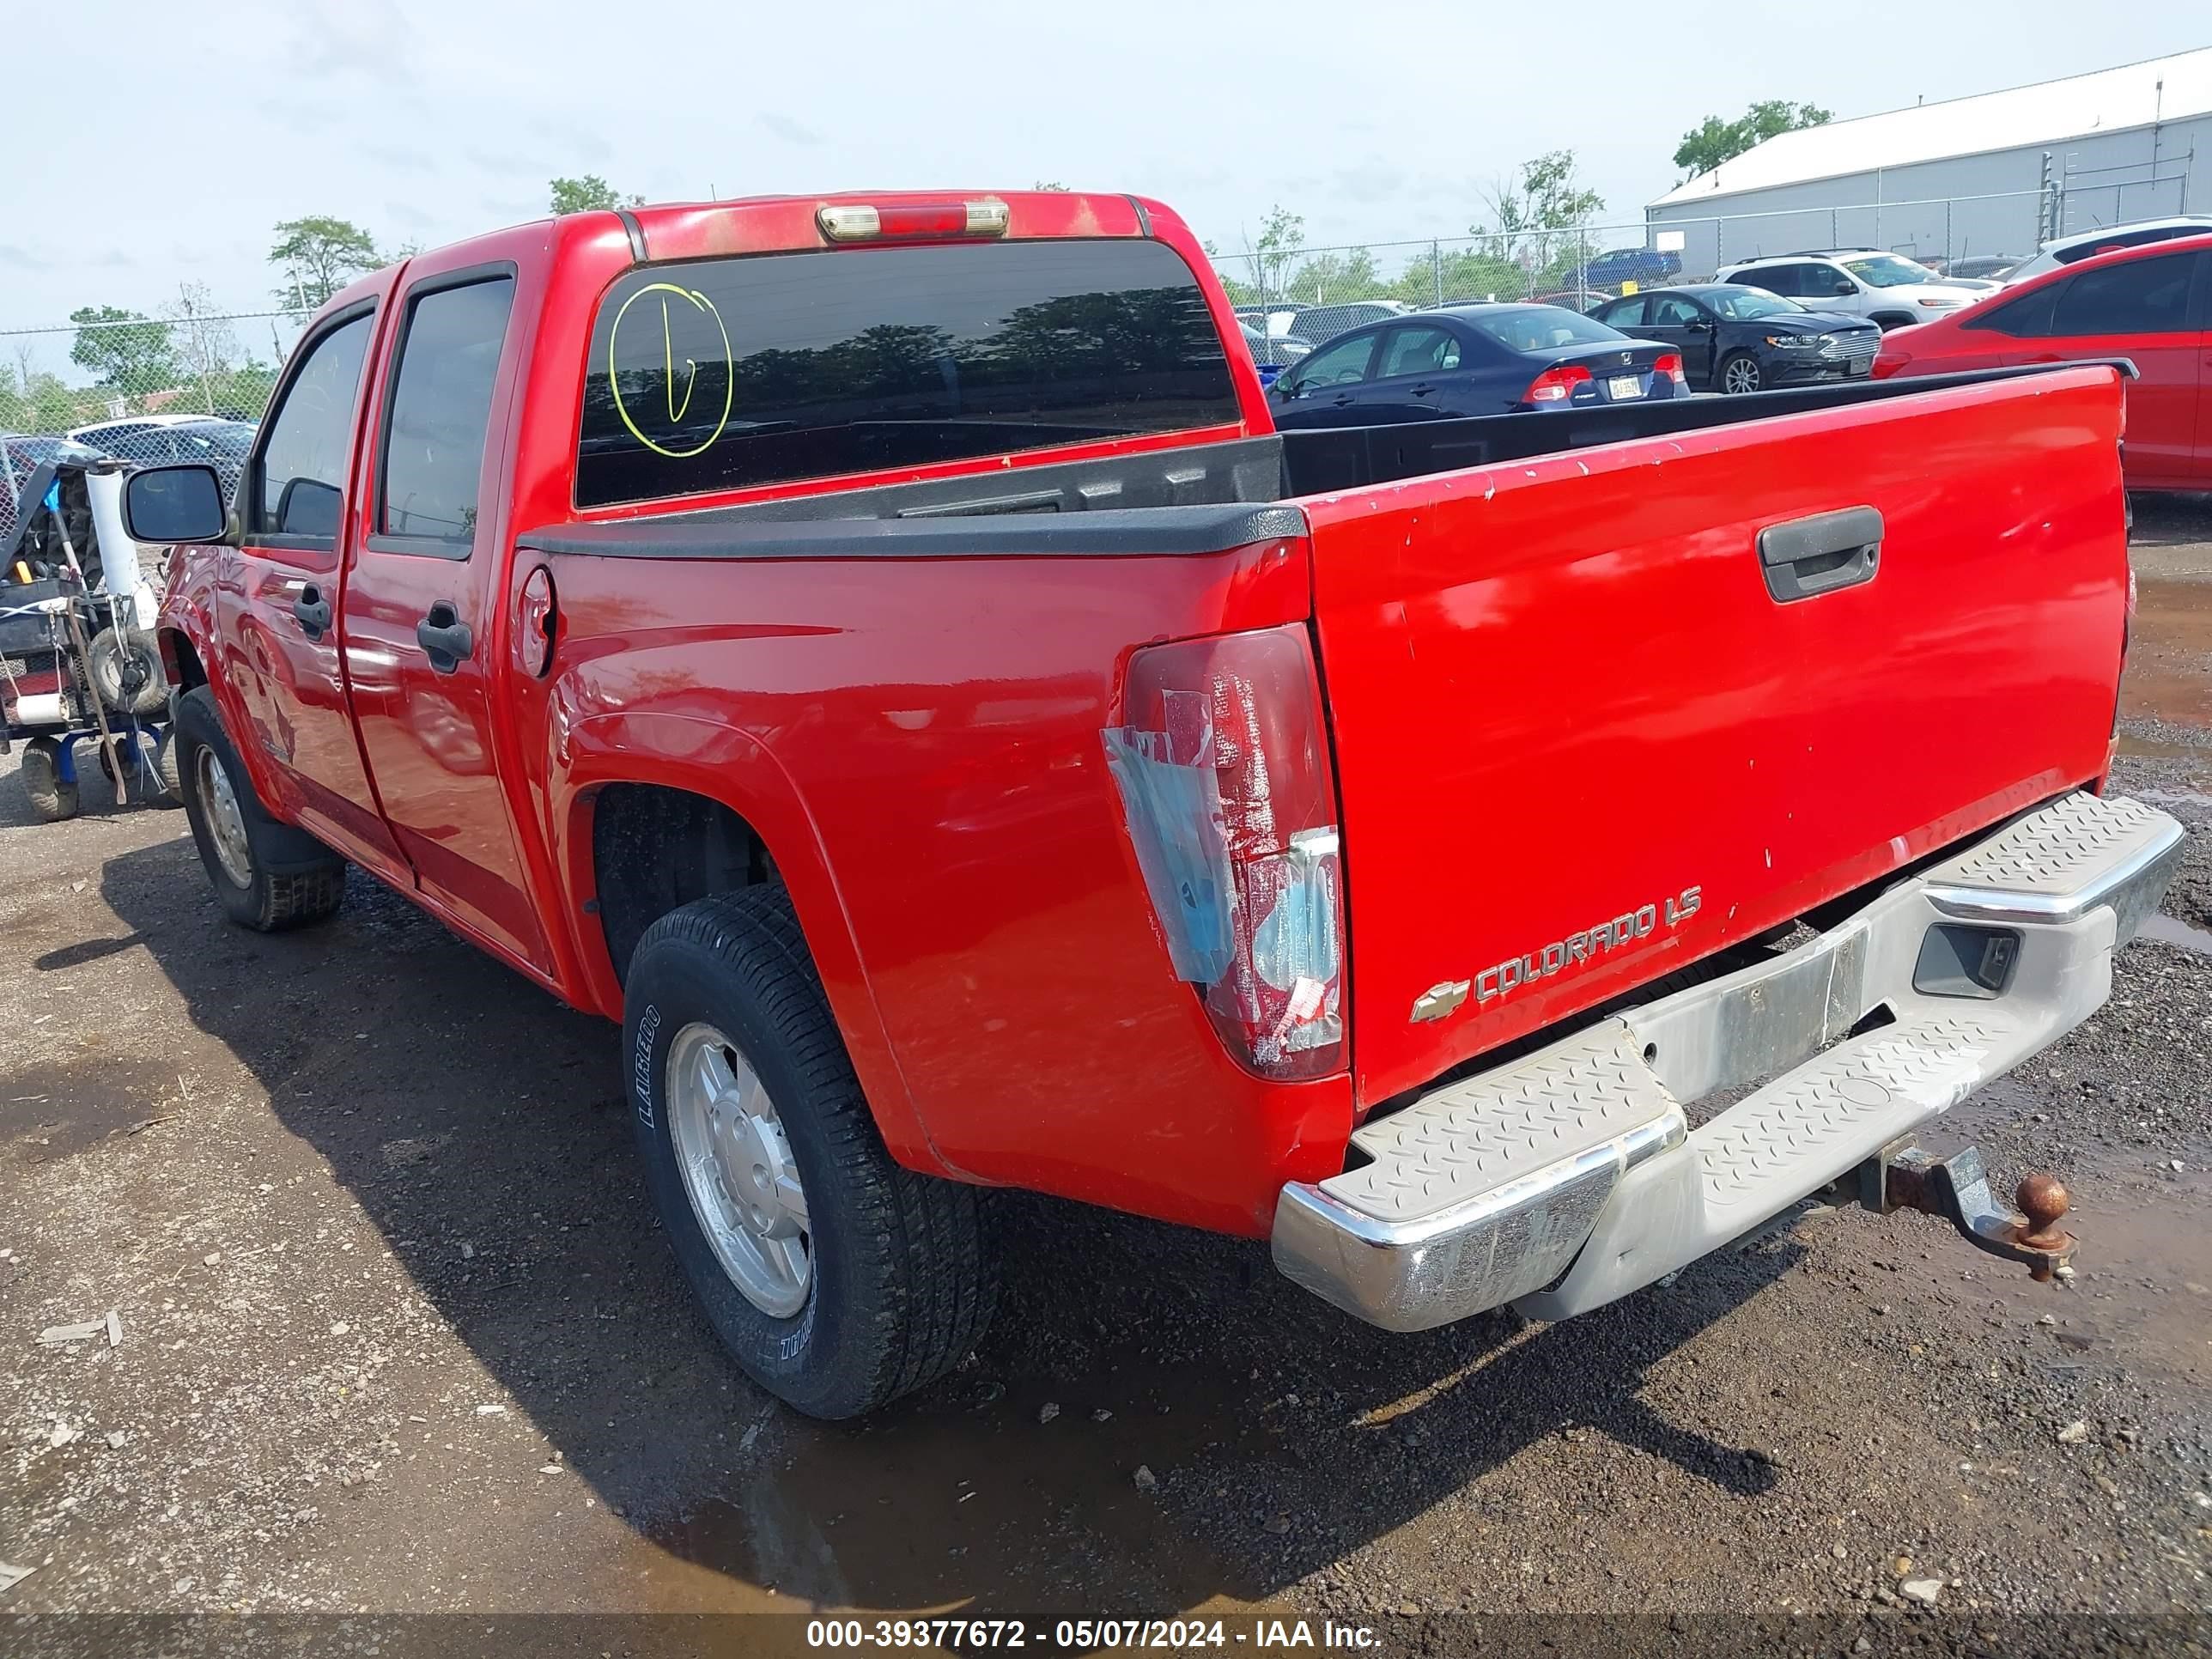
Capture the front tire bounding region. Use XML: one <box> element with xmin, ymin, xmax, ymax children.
<box><xmin>624</xmin><ymin>884</ymin><xmax>998</xmax><ymax>1419</ymax></box>
<box><xmin>173</xmin><ymin>685</ymin><xmax>346</xmax><ymax>931</ymax></box>
<box><xmin>1718</xmin><ymin>351</ymin><xmax>1764</xmax><ymax>395</ymax></box>
<box><xmin>20</xmin><ymin>737</ymin><xmax>79</xmax><ymax>823</ymax></box>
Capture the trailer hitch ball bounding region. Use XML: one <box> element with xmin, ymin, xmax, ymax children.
<box><xmin>1862</xmin><ymin>1144</ymin><xmax>2078</xmax><ymax>1283</ymax></box>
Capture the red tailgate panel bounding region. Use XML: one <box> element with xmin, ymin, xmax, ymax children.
<box><xmin>1304</xmin><ymin>368</ymin><xmax>2130</xmax><ymax>1108</ymax></box>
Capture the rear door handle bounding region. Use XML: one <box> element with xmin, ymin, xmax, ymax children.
<box><xmin>1409</xmin><ymin>383</ymin><xmax>1437</xmax><ymax>396</ymax></box>
<box><xmin>1330</xmin><ymin>393</ymin><xmax>1357</xmax><ymax>407</ymax></box>
<box><xmin>416</xmin><ymin>600</ymin><xmax>474</xmax><ymax>674</ymax></box>
<box><xmin>291</xmin><ymin>584</ymin><xmax>331</xmax><ymax>639</ymax></box>
<box><xmin>1757</xmin><ymin>506</ymin><xmax>1882</xmax><ymax>603</ymax></box>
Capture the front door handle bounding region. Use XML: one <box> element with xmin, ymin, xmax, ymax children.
<box><xmin>416</xmin><ymin>600</ymin><xmax>474</xmax><ymax>674</ymax></box>
<box><xmin>1757</xmin><ymin>506</ymin><xmax>1883</xmax><ymax>603</ymax></box>
<box><xmin>292</xmin><ymin>584</ymin><xmax>331</xmax><ymax>639</ymax></box>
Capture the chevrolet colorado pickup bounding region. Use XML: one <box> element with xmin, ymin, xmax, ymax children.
<box><xmin>125</xmin><ymin>190</ymin><xmax>2180</xmax><ymax>1419</ymax></box>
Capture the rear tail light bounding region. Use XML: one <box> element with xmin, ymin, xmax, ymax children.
<box><xmin>1871</xmin><ymin>345</ymin><xmax>1906</xmax><ymax>380</ymax></box>
<box><xmin>1523</xmin><ymin>364</ymin><xmax>1591</xmax><ymax>405</ymax></box>
<box><xmin>1103</xmin><ymin>623</ymin><xmax>1346</xmax><ymax>1080</ymax></box>
<box><xmin>1653</xmin><ymin>351</ymin><xmax>1686</xmax><ymax>387</ymax></box>
<box><xmin>817</xmin><ymin>198</ymin><xmax>1010</xmax><ymax>242</ymax></box>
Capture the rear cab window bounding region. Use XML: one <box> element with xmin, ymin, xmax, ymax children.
<box><xmin>377</xmin><ymin>273</ymin><xmax>516</xmax><ymax>549</ymax></box>
<box><xmin>574</xmin><ymin>239</ymin><xmax>1241</xmax><ymax>509</ymax></box>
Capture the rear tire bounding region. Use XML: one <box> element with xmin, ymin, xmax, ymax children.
<box><xmin>173</xmin><ymin>686</ymin><xmax>346</xmax><ymax>931</ymax></box>
<box><xmin>1718</xmin><ymin>351</ymin><xmax>1764</xmax><ymax>395</ymax></box>
<box><xmin>20</xmin><ymin>737</ymin><xmax>79</xmax><ymax>823</ymax></box>
<box><xmin>624</xmin><ymin>884</ymin><xmax>998</xmax><ymax>1419</ymax></box>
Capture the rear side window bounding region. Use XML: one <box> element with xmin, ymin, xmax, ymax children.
<box><xmin>379</xmin><ymin>276</ymin><xmax>515</xmax><ymax>544</ymax></box>
<box><xmin>1740</xmin><ymin>265</ymin><xmax>1798</xmax><ymax>297</ymax></box>
<box><xmin>256</xmin><ymin>313</ymin><xmax>374</xmax><ymax>538</ymax></box>
<box><xmin>1377</xmin><ymin>326</ymin><xmax>1458</xmax><ymax>378</ymax></box>
<box><xmin>1601</xmin><ymin>296</ymin><xmax>1646</xmax><ymax>328</ymax></box>
<box><xmin>2049</xmin><ymin>252</ymin><xmax>2197</xmax><ymax>336</ymax></box>
<box><xmin>576</xmin><ymin>240</ymin><xmax>1240</xmax><ymax>507</ymax></box>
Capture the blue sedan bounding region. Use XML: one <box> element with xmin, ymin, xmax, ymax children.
<box><xmin>1266</xmin><ymin>304</ymin><xmax>1686</xmax><ymax>428</ymax></box>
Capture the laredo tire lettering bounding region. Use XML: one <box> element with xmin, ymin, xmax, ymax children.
<box><xmin>633</xmin><ymin>1003</ymin><xmax>662</xmax><ymax>1127</ymax></box>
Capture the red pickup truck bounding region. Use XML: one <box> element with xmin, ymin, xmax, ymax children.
<box><xmin>125</xmin><ymin>190</ymin><xmax>2181</xmax><ymax>1419</ymax></box>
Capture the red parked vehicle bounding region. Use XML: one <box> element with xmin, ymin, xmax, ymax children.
<box><xmin>124</xmin><ymin>190</ymin><xmax>2179</xmax><ymax>1418</ymax></box>
<box><xmin>1872</xmin><ymin>232</ymin><xmax>2212</xmax><ymax>491</ymax></box>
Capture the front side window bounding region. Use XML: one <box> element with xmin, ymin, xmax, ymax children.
<box><xmin>1291</xmin><ymin>331</ymin><xmax>1377</xmax><ymax>389</ymax></box>
<box><xmin>576</xmin><ymin>239</ymin><xmax>1240</xmax><ymax>508</ymax></box>
<box><xmin>2050</xmin><ymin>252</ymin><xmax>2197</xmax><ymax>337</ymax></box>
<box><xmin>257</xmin><ymin>313</ymin><xmax>374</xmax><ymax>538</ymax></box>
<box><xmin>380</xmin><ymin>276</ymin><xmax>515</xmax><ymax>544</ymax></box>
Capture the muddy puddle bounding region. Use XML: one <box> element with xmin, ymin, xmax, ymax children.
<box><xmin>2</xmin><ymin>1054</ymin><xmax>185</xmax><ymax>1164</ymax></box>
<box><xmin>2123</xmin><ymin>578</ymin><xmax>2212</xmax><ymax>731</ymax></box>
<box><xmin>623</xmin><ymin>1360</ymin><xmax>1281</xmax><ymax>1618</ymax></box>
<box><xmin>1947</xmin><ymin>1083</ymin><xmax>2209</xmax><ymax>1390</ymax></box>
<box><xmin>2140</xmin><ymin>912</ymin><xmax>2212</xmax><ymax>957</ymax></box>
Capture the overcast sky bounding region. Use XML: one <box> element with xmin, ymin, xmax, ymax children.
<box><xmin>5</xmin><ymin>0</ymin><xmax>2204</xmax><ymax>360</ymax></box>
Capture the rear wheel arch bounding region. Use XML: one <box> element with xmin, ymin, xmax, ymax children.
<box><xmin>1871</xmin><ymin>312</ymin><xmax>1918</xmax><ymax>331</ymax></box>
<box><xmin>558</xmin><ymin>737</ymin><xmax>944</xmax><ymax>1176</ymax></box>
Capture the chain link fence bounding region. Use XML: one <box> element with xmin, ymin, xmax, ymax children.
<box><xmin>1211</xmin><ymin>189</ymin><xmax>2071</xmax><ymax>358</ymax></box>
<box><xmin>2</xmin><ymin>306</ymin><xmax>307</xmax><ymax>546</ymax></box>
<box><xmin>0</xmin><ymin>174</ymin><xmax>2161</xmax><ymax>536</ymax></box>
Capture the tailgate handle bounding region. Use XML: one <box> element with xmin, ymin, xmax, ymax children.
<box><xmin>1757</xmin><ymin>506</ymin><xmax>1882</xmax><ymax>603</ymax></box>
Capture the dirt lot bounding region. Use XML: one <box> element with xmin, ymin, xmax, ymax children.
<box><xmin>3</xmin><ymin>507</ymin><xmax>2210</xmax><ymax>1655</ymax></box>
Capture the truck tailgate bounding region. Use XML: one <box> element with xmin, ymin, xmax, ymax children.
<box><xmin>1302</xmin><ymin>366</ymin><xmax>2129</xmax><ymax>1107</ymax></box>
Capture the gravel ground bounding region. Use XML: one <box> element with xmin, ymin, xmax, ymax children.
<box><xmin>3</xmin><ymin>511</ymin><xmax>2210</xmax><ymax>1655</ymax></box>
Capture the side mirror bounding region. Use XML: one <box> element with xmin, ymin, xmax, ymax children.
<box><xmin>1832</xmin><ymin>280</ymin><xmax>1857</xmax><ymax>295</ymax></box>
<box><xmin>123</xmin><ymin>464</ymin><xmax>228</xmax><ymax>544</ymax></box>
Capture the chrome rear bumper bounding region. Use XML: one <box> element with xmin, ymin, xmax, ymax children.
<box><xmin>1272</xmin><ymin>793</ymin><xmax>2183</xmax><ymax>1331</ymax></box>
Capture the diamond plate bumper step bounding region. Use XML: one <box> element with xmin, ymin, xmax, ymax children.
<box><xmin>1273</xmin><ymin>792</ymin><xmax>2183</xmax><ymax>1331</ymax></box>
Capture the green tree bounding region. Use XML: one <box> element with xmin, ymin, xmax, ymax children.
<box><xmin>1285</xmin><ymin>246</ymin><xmax>1381</xmax><ymax>305</ymax></box>
<box><xmin>269</xmin><ymin>216</ymin><xmax>384</xmax><ymax>308</ymax></box>
<box><xmin>1248</xmin><ymin>204</ymin><xmax>1305</xmax><ymax>301</ymax></box>
<box><xmin>550</xmin><ymin>174</ymin><xmax>643</xmax><ymax>214</ymax></box>
<box><xmin>1470</xmin><ymin>150</ymin><xmax>1606</xmax><ymax>291</ymax></box>
<box><xmin>1674</xmin><ymin>100</ymin><xmax>1832</xmax><ymax>179</ymax></box>
<box><xmin>0</xmin><ymin>362</ymin><xmax>86</xmax><ymax>433</ymax></box>
<box><xmin>68</xmin><ymin>307</ymin><xmax>180</xmax><ymax>394</ymax></box>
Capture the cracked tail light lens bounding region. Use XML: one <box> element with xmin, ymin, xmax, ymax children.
<box><xmin>1103</xmin><ymin>623</ymin><xmax>1346</xmax><ymax>1080</ymax></box>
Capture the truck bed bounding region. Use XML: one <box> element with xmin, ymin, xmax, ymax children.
<box><xmin>526</xmin><ymin>363</ymin><xmax>2124</xmax><ymax>556</ymax></box>
<box><xmin>524</xmin><ymin>360</ymin><xmax>2129</xmax><ymax>1219</ymax></box>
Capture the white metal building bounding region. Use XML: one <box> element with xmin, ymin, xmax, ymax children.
<box><xmin>1646</xmin><ymin>48</ymin><xmax>2211</xmax><ymax>276</ymax></box>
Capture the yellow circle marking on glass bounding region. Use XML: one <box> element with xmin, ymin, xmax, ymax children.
<box><xmin>607</xmin><ymin>283</ymin><xmax>734</xmax><ymax>459</ymax></box>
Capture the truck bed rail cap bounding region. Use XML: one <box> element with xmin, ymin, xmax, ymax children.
<box><xmin>520</xmin><ymin>502</ymin><xmax>1310</xmax><ymax>561</ymax></box>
